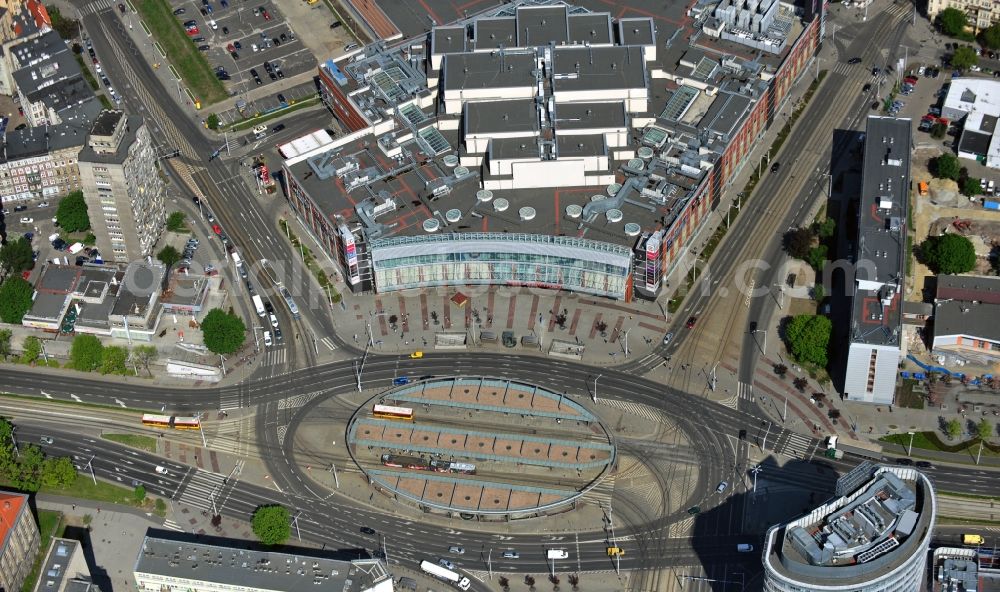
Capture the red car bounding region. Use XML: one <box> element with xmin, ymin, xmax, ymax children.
<box><xmin>186</xmin><ymin>27</ymin><xmax>200</xmax><ymax>36</ymax></box>
<box><xmin>261</xmin><ymin>9</ymin><xmax>271</xmax><ymax>20</ymax></box>
<box><xmin>685</xmin><ymin>316</ymin><xmax>698</xmax><ymax>329</ymax></box>
<box><xmin>212</xmin><ymin>224</ymin><xmax>222</xmax><ymax>235</ymax></box>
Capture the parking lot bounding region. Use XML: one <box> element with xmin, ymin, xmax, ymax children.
<box><xmin>166</xmin><ymin>0</ymin><xmax>317</xmax><ymax>95</ymax></box>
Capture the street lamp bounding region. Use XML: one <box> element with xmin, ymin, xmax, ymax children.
<box><xmin>907</xmin><ymin>431</ymin><xmax>915</xmax><ymax>456</ymax></box>
<box><xmin>592</xmin><ymin>374</ymin><xmax>601</xmax><ymax>403</ymax></box>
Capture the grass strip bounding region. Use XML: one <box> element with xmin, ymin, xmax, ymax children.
<box><xmin>101</xmin><ymin>433</ymin><xmax>158</xmax><ymax>453</ymax></box>
<box><xmin>225</xmin><ymin>96</ymin><xmax>321</xmax><ymax>131</ymax></box>
<box><xmin>133</xmin><ymin>0</ymin><xmax>227</xmax><ymax>106</ymax></box>
<box><xmin>21</xmin><ymin>510</ymin><xmax>63</xmax><ymax>592</ymax></box>
<box><xmin>74</xmin><ymin>54</ymin><xmax>100</xmax><ymax>91</ymax></box>
<box><xmin>278</xmin><ymin>219</ymin><xmax>342</xmax><ymax>303</ymax></box>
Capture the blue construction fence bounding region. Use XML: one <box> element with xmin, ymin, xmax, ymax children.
<box><xmin>901</xmin><ymin>354</ymin><xmax>994</xmax><ymax>386</ymax></box>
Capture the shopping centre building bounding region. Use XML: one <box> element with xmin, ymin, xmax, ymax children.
<box><xmin>282</xmin><ymin>0</ymin><xmax>824</xmax><ymax>301</ymax></box>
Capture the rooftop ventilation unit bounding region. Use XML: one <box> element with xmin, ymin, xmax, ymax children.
<box><xmin>445</xmin><ymin>209</ymin><xmax>462</xmax><ymax>223</ymax></box>
<box><xmin>590</xmin><ymin>194</ymin><xmax>606</xmax><ymax>202</ymax></box>
<box><xmin>519</xmin><ymin>206</ymin><xmax>536</xmax><ymax>221</ymax></box>
<box><xmin>476</xmin><ymin>189</ymin><xmax>494</xmax><ymax>202</ymax></box>
<box><xmin>454</xmin><ymin>166</ymin><xmax>470</xmax><ymax>178</ymax></box>
<box><xmin>422</xmin><ymin>218</ymin><xmax>441</xmax><ymax>232</ymax></box>
<box><xmin>606</xmin><ymin>209</ymin><xmax>623</xmax><ymax>223</ymax></box>
<box><xmin>627</xmin><ymin>158</ymin><xmax>644</xmax><ymax>171</ymax></box>
<box><xmin>493</xmin><ymin>198</ymin><xmax>509</xmax><ymax>212</ymax></box>
<box><xmin>442</xmin><ymin>155</ymin><xmax>459</xmax><ymax>167</ymax></box>
<box><xmin>624</xmin><ymin>222</ymin><xmax>641</xmax><ymax>236</ymax></box>
<box><xmin>637</xmin><ymin>146</ymin><xmax>654</xmax><ymax>159</ymax></box>
<box><xmin>607</xmin><ymin>182</ymin><xmax>622</xmax><ymax>196</ymax></box>
<box><xmin>566</xmin><ymin>204</ymin><xmax>583</xmax><ymax>218</ymax></box>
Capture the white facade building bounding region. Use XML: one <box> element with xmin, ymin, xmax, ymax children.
<box><xmin>940</xmin><ymin>77</ymin><xmax>1000</xmax><ymax>170</ymax></box>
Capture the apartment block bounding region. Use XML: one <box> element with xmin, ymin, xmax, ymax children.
<box><xmin>77</xmin><ymin>110</ymin><xmax>165</xmax><ymax>263</ymax></box>
<box><xmin>0</xmin><ymin>491</ymin><xmax>41</xmax><ymax>592</ymax></box>
<box><xmin>926</xmin><ymin>0</ymin><xmax>998</xmax><ymax>31</ymax></box>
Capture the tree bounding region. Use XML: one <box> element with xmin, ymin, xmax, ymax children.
<box><xmin>806</xmin><ymin>245</ymin><xmax>829</xmax><ymax>272</ymax></box>
<box><xmin>166</xmin><ymin>212</ymin><xmax>187</xmax><ymax>232</ymax></box>
<box><xmin>774</xmin><ymin>363</ymin><xmax>788</xmax><ymax>378</ymax></box>
<box><xmin>982</xmin><ymin>24</ymin><xmax>1000</xmax><ymax>50</ymax></box>
<box><xmin>132</xmin><ymin>344</ymin><xmax>158</xmax><ymax>376</ymax></box>
<box><xmin>133</xmin><ymin>484</ymin><xmax>147</xmax><ymax>503</ymax></box>
<box><xmin>157</xmin><ymin>245</ymin><xmax>181</xmax><ymax>269</ymax></box>
<box><xmin>0</xmin><ymin>277</ymin><xmax>34</xmax><ymax>324</ymax></box>
<box><xmin>783</xmin><ymin>227</ymin><xmax>814</xmax><ymax>259</ymax></box>
<box><xmin>952</xmin><ymin>45</ymin><xmax>979</xmax><ymax>70</ymax></box>
<box><xmin>55</xmin><ymin>190</ymin><xmax>91</xmax><ymax>233</ymax></box>
<box><xmin>813</xmin><ymin>217</ymin><xmax>836</xmax><ymax>240</ymax></box>
<box><xmin>793</xmin><ymin>377</ymin><xmax>809</xmax><ymax>392</ymax></box>
<box><xmin>48</xmin><ymin>6</ymin><xmax>81</xmax><ymax>39</ymax></box>
<box><xmin>938</xmin><ymin>7</ymin><xmax>968</xmax><ymax>36</ymax></box>
<box><xmin>498</xmin><ymin>576</ymin><xmax>510</xmax><ymax>592</ymax></box>
<box><xmin>0</xmin><ymin>329</ymin><xmax>11</xmax><ymax>360</ymax></box>
<box><xmin>977</xmin><ymin>418</ymin><xmax>993</xmax><ymax>441</ymax></box>
<box><xmin>206</xmin><ymin>113</ymin><xmax>220</xmax><ymax>130</ymax></box>
<box><xmin>0</xmin><ymin>237</ymin><xmax>34</xmax><ymax>279</ymax></box>
<box><xmin>41</xmin><ymin>456</ymin><xmax>77</xmax><ymax>488</ymax></box>
<box><xmin>100</xmin><ymin>345</ymin><xmax>129</xmax><ymax>375</ymax></box>
<box><xmin>69</xmin><ymin>334</ymin><xmax>104</xmax><ymax>372</ymax></box>
<box><xmin>12</xmin><ymin>444</ymin><xmax>45</xmax><ymax>491</ymax></box>
<box><xmin>201</xmin><ymin>308</ymin><xmax>247</xmax><ymax>354</ymax></box>
<box><xmin>251</xmin><ymin>505</ymin><xmax>291</xmax><ymax>545</ymax></box>
<box><xmin>920</xmin><ymin>234</ymin><xmax>977</xmax><ymax>274</ymax></box>
<box><xmin>932</xmin><ymin>153</ymin><xmax>961</xmax><ymax>180</ymax></box>
<box><xmin>812</xmin><ymin>283</ymin><xmax>825</xmax><ymax>302</ymax></box>
<box><xmin>21</xmin><ymin>336</ymin><xmax>42</xmax><ymax>365</ymax></box>
<box><xmin>931</xmin><ymin>122</ymin><xmax>947</xmax><ymax>139</ymax></box>
<box><xmin>946</xmin><ymin>418</ymin><xmax>962</xmax><ymax>440</ymax></box>
<box><xmin>961</xmin><ymin>177</ymin><xmax>982</xmax><ymax>197</ymax></box>
<box><xmin>785</xmin><ymin>314</ymin><xmax>833</xmax><ymax>367</ymax></box>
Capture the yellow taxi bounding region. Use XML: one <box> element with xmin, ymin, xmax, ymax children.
<box><xmin>409</xmin><ymin>351</ymin><xmax>424</xmax><ymax>359</ymax></box>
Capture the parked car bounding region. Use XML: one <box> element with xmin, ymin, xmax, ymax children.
<box><xmin>19</xmin><ymin>217</ymin><xmax>33</xmax><ymax>224</ymax></box>
<box><xmin>173</xmin><ymin>7</ymin><xmax>186</xmax><ymax>14</ymax></box>
<box><xmin>272</xmin><ymin>124</ymin><xmax>285</xmax><ymax>133</ymax></box>
<box><xmin>263</xmin><ymin>331</ymin><xmax>273</xmax><ymax>347</ymax></box>
<box><xmin>686</xmin><ymin>316</ymin><xmax>698</xmax><ymax>329</ymax></box>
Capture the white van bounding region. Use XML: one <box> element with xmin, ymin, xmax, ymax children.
<box><xmin>155</xmin><ymin>466</ymin><xmax>168</xmax><ymax>474</ymax></box>
<box><xmin>253</xmin><ymin>124</ymin><xmax>267</xmax><ymax>139</ymax></box>
<box><xmin>546</xmin><ymin>549</ymin><xmax>569</xmax><ymax>559</ymax></box>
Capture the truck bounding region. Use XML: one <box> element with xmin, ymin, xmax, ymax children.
<box><xmin>251</xmin><ymin>294</ymin><xmax>266</xmax><ymax>317</ymax></box>
<box><xmin>963</xmin><ymin>534</ymin><xmax>985</xmax><ymax>546</ymax></box>
<box><xmin>824</xmin><ymin>436</ymin><xmax>844</xmax><ymax>459</ymax></box>
<box><xmin>419</xmin><ymin>560</ymin><xmax>470</xmax><ymax>590</ymax></box>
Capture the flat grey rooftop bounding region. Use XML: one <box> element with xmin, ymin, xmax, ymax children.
<box><xmin>516</xmin><ymin>5</ymin><xmax>571</xmax><ymax>45</ymax></box>
<box><xmin>851</xmin><ymin>117</ymin><xmax>910</xmax><ymax>348</ymax></box>
<box><xmin>551</xmin><ymin>46</ymin><xmax>647</xmax><ymax>92</ymax></box>
<box><xmin>934</xmin><ymin>300</ymin><xmax>1000</xmax><ymax>342</ymax></box>
<box><xmin>465</xmin><ymin>99</ymin><xmax>539</xmax><ymax>136</ymax></box>
<box><xmin>134</xmin><ymin>536</ymin><xmax>389</xmax><ymax>592</ymax></box>
<box><xmin>442</xmin><ymin>51</ymin><xmax>536</xmax><ymax>91</ymax></box>
<box><xmin>554</xmin><ymin>101</ymin><xmax>627</xmax><ymax>130</ymax></box>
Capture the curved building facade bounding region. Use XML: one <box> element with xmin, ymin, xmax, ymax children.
<box><xmin>370</xmin><ymin>233</ymin><xmax>633</xmax><ymax>300</ymax></box>
<box><xmin>762</xmin><ymin>466</ymin><xmax>936</xmax><ymax>592</ymax></box>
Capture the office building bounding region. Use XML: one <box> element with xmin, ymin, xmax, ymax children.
<box><xmin>133</xmin><ymin>535</ymin><xmax>393</xmax><ymax>592</ymax></box>
<box><xmin>77</xmin><ymin>110</ymin><xmax>166</xmax><ymax>263</ymax></box>
<box><xmin>932</xmin><ymin>274</ymin><xmax>1000</xmax><ymax>365</ymax></box>
<box><xmin>33</xmin><ymin>537</ymin><xmax>99</xmax><ymax>592</ymax></box>
<box><xmin>940</xmin><ymin>78</ymin><xmax>1000</xmax><ymax>170</ymax></box>
<box><xmin>290</xmin><ymin>0</ymin><xmax>823</xmax><ymax>301</ymax></box>
<box><xmin>0</xmin><ymin>490</ymin><xmax>41</xmax><ymax>592</ymax></box>
<box><xmin>762</xmin><ymin>466</ymin><xmax>936</xmax><ymax>592</ymax></box>
<box><xmin>843</xmin><ymin>117</ymin><xmax>910</xmax><ymax>405</ymax></box>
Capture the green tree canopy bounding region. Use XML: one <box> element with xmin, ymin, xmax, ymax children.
<box><xmin>56</xmin><ymin>190</ymin><xmax>91</xmax><ymax>233</ymax></box>
<box><xmin>0</xmin><ymin>329</ymin><xmax>11</xmax><ymax>360</ymax></box>
<box><xmin>785</xmin><ymin>314</ymin><xmax>832</xmax><ymax>367</ymax></box>
<box><xmin>806</xmin><ymin>245</ymin><xmax>829</xmax><ymax>272</ymax></box>
<box><xmin>920</xmin><ymin>233</ymin><xmax>977</xmax><ymax>274</ymax></box>
<box><xmin>41</xmin><ymin>456</ymin><xmax>77</xmax><ymax>488</ymax></box>
<box><xmin>938</xmin><ymin>7</ymin><xmax>967</xmax><ymax>36</ymax></box>
<box><xmin>21</xmin><ymin>336</ymin><xmax>42</xmax><ymax>365</ymax></box>
<box><xmin>982</xmin><ymin>24</ymin><xmax>1000</xmax><ymax>50</ymax></box>
<box><xmin>132</xmin><ymin>345</ymin><xmax>158</xmax><ymax>376</ymax></box>
<box><xmin>251</xmin><ymin>505</ymin><xmax>291</xmax><ymax>545</ymax></box>
<box><xmin>813</xmin><ymin>218</ymin><xmax>836</xmax><ymax>240</ymax></box>
<box><xmin>201</xmin><ymin>308</ymin><xmax>246</xmax><ymax>355</ymax></box>
<box><xmin>932</xmin><ymin>153</ymin><xmax>961</xmax><ymax>180</ymax></box>
<box><xmin>166</xmin><ymin>212</ymin><xmax>187</xmax><ymax>232</ymax></box>
<box><xmin>977</xmin><ymin>418</ymin><xmax>993</xmax><ymax>441</ymax></box>
<box><xmin>930</xmin><ymin>122</ymin><xmax>948</xmax><ymax>139</ymax></box>
<box><xmin>952</xmin><ymin>45</ymin><xmax>979</xmax><ymax>70</ymax></box>
<box><xmin>100</xmin><ymin>345</ymin><xmax>129</xmax><ymax>375</ymax></box>
<box><xmin>0</xmin><ymin>237</ymin><xmax>34</xmax><ymax>279</ymax></box>
<box><xmin>157</xmin><ymin>245</ymin><xmax>181</xmax><ymax>269</ymax></box>
<box><xmin>70</xmin><ymin>334</ymin><xmax>104</xmax><ymax>372</ymax></box>
<box><xmin>946</xmin><ymin>418</ymin><xmax>963</xmax><ymax>440</ymax></box>
<box><xmin>961</xmin><ymin>177</ymin><xmax>983</xmax><ymax>197</ymax></box>
<box><xmin>0</xmin><ymin>276</ymin><xmax>34</xmax><ymax>324</ymax></box>
<box><xmin>206</xmin><ymin>114</ymin><xmax>221</xmax><ymax>130</ymax></box>
<box><xmin>783</xmin><ymin>227</ymin><xmax>814</xmax><ymax>259</ymax></box>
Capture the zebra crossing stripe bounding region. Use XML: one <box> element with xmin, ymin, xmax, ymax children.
<box><xmin>320</xmin><ymin>337</ymin><xmax>336</xmax><ymax>351</ymax></box>
<box><xmin>161</xmin><ymin>518</ymin><xmax>184</xmax><ymax>532</ymax></box>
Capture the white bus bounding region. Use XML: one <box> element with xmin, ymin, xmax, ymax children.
<box><xmin>251</xmin><ymin>294</ymin><xmax>265</xmax><ymax>317</ymax></box>
<box><xmin>419</xmin><ymin>560</ymin><xmax>470</xmax><ymax>590</ymax></box>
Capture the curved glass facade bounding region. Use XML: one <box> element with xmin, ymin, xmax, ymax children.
<box><xmin>371</xmin><ymin>233</ymin><xmax>632</xmax><ymax>300</ymax></box>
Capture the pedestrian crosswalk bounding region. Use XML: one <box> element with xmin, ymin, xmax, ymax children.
<box><xmin>668</xmin><ymin>517</ymin><xmax>694</xmax><ymax>538</ymax></box>
<box><xmin>175</xmin><ymin>469</ymin><xmax>228</xmax><ymax>514</ymax></box>
<box><xmin>319</xmin><ymin>337</ymin><xmax>337</xmax><ymax>351</ymax></box>
<box><xmin>80</xmin><ymin>0</ymin><xmax>114</xmax><ymax>16</ymax></box>
<box><xmin>218</xmin><ymin>385</ymin><xmax>245</xmax><ymax>410</ymax></box>
<box><xmin>262</xmin><ymin>347</ymin><xmax>288</xmax><ymax>366</ymax></box>
<box><xmin>161</xmin><ymin>518</ymin><xmax>184</xmax><ymax>532</ymax></box>
<box><xmin>774</xmin><ymin>431</ymin><xmax>818</xmax><ymax>460</ymax></box>
<box><xmin>581</xmin><ymin>479</ymin><xmax>615</xmax><ymax>506</ymax></box>
<box><xmin>600</xmin><ymin>398</ymin><xmax>661</xmax><ymax>423</ymax></box>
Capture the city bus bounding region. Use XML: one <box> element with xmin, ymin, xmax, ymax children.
<box><xmin>172</xmin><ymin>416</ymin><xmax>202</xmax><ymax>430</ymax></box>
<box><xmin>372</xmin><ymin>404</ymin><xmax>413</xmax><ymax>421</ymax></box>
<box><xmin>141</xmin><ymin>414</ymin><xmax>173</xmax><ymax>428</ymax></box>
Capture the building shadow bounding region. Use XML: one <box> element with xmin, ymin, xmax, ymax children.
<box><xmin>689</xmin><ymin>454</ymin><xmax>840</xmax><ymax>591</ymax></box>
